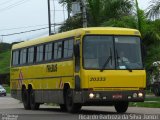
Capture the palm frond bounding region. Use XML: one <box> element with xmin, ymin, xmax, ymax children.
<box><xmin>146</xmin><ymin>0</ymin><xmax>160</xmax><ymax>20</ymax></box>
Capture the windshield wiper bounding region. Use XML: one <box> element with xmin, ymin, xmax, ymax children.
<box><xmin>100</xmin><ymin>48</ymin><xmax>112</xmax><ymax>72</ymax></box>
<box><xmin>100</xmin><ymin>56</ymin><xmax>112</xmax><ymax>72</ymax></box>
<box><xmin>116</xmin><ymin>50</ymin><xmax>120</xmax><ymax>67</ymax></box>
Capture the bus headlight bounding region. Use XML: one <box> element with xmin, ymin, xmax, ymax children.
<box><xmin>89</xmin><ymin>93</ymin><xmax>94</xmax><ymax>99</ymax></box>
<box><xmin>133</xmin><ymin>93</ymin><xmax>138</xmax><ymax>98</ymax></box>
<box><xmin>138</xmin><ymin>93</ymin><xmax>143</xmax><ymax>97</ymax></box>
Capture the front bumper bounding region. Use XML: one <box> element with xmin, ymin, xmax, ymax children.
<box><xmin>74</xmin><ymin>90</ymin><xmax>145</xmax><ymax>105</ymax></box>
<box><xmin>0</xmin><ymin>92</ymin><xmax>6</xmax><ymax>96</ymax></box>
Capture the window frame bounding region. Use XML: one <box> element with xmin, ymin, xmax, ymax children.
<box><xmin>45</xmin><ymin>42</ymin><xmax>53</xmax><ymax>61</ymax></box>
<box><xmin>12</xmin><ymin>50</ymin><xmax>20</xmax><ymax>66</ymax></box>
<box><xmin>20</xmin><ymin>48</ymin><xmax>27</xmax><ymax>65</ymax></box>
<box><xmin>11</xmin><ymin>37</ymin><xmax>74</xmax><ymax>67</ymax></box>
<box><xmin>63</xmin><ymin>39</ymin><xmax>74</xmax><ymax>59</ymax></box>
<box><xmin>82</xmin><ymin>34</ymin><xmax>144</xmax><ymax>70</ymax></box>
<box><xmin>28</xmin><ymin>47</ymin><xmax>35</xmax><ymax>64</ymax></box>
<box><xmin>54</xmin><ymin>41</ymin><xmax>63</xmax><ymax>60</ymax></box>
<box><xmin>36</xmin><ymin>45</ymin><xmax>44</xmax><ymax>63</ymax></box>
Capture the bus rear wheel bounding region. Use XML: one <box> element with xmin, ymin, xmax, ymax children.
<box><xmin>30</xmin><ymin>89</ymin><xmax>40</xmax><ymax>110</ymax></box>
<box><xmin>22</xmin><ymin>88</ymin><xmax>31</xmax><ymax>110</ymax></box>
<box><xmin>114</xmin><ymin>101</ymin><xmax>128</xmax><ymax>113</ymax></box>
<box><xmin>65</xmin><ymin>88</ymin><xmax>81</xmax><ymax>113</ymax></box>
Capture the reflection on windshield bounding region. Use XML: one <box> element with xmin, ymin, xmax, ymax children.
<box><xmin>115</xmin><ymin>36</ymin><xmax>143</xmax><ymax>70</ymax></box>
<box><xmin>83</xmin><ymin>36</ymin><xmax>114</xmax><ymax>69</ymax></box>
<box><xmin>83</xmin><ymin>35</ymin><xmax>143</xmax><ymax>70</ymax></box>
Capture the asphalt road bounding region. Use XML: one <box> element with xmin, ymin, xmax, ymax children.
<box><xmin>0</xmin><ymin>95</ymin><xmax>160</xmax><ymax>120</ymax></box>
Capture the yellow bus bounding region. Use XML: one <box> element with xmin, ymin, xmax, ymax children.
<box><xmin>10</xmin><ymin>27</ymin><xmax>146</xmax><ymax>113</ymax></box>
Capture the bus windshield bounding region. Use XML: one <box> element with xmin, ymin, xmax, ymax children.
<box><xmin>83</xmin><ymin>35</ymin><xmax>143</xmax><ymax>70</ymax></box>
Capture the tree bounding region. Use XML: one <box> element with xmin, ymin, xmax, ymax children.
<box><xmin>135</xmin><ymin>0</ymin><xmax>142</xmax><ymax>32</ymax></box>
<box><xmin>143</xmin><ymin>19</ymin><xmax>160</xmax><ymax>46</ymax></box>
<box><xmin>102</xmin><ymin>0</ymin><xmax>133</xmax><ymax>19</ymax></box>
<box><xmin>100</xmin><ymin>0</ymin><xmax>141</xmax><ymax>30</ymax></box>
<box><xmin>87</xmin><ymin>0</ymin><xmax>102</xmax><ymax>26</ymax></box>
<box><xmin>58</xmin><ymin>14</ymin><xmax>82</xmax><ymax>32</ymax></box>
<box><xmin>59</xmin><ymin>0</ymin><xmax>72</xmax><ymax>18</ymax></box>
<box><xmin>59</xmin><ymin>0</ymin><xmax>133</xmax><ymax>28</ymax></box>
<box><xmin>87</xmin><ymin>0</ymin><xmax>133</xmax><ymax>26</ymax></box>
<box><xmin>147</xmin><ymin>0</ymin><xmax>160</xmax><ymax>20</ymax></box>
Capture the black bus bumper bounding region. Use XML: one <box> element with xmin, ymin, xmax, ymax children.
<box><xmin>73</xmin><ymin>90</ymin><xmax>145</xmax><ymax>105</ymax></box>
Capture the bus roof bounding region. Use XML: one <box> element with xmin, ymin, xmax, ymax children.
<box><xmin>12</xmin><ymin>27</ymin><xmax>140</xmax><ymax>50</ymax></box>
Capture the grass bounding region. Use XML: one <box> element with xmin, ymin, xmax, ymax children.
<box><xmin>4</xmin><ymin>86</ymin><xmax>10</xmax><ymax>94</ymax></box>
<box><xmin>3</xmin><ymin>84</ymin><xmax>10</xmax><ymax>93</ymax></box>
<box><xmin>0</xmin><ymin>50</ymin><xmax>11</xmax><ymax>74</ymax></box>
<box><xmin>129</xmin><ymin>97</ymin><xmax>160</xmax><ymax>108</ymax></box>
<box><xmin>129</xmin><ymin>102</ymin><xmax>160</xmax><ymax>108</ymax></box>
<box><xmin>145</xmin><ymin>97</ymin><xmax>160</xmax><ymax>101</ymax></box>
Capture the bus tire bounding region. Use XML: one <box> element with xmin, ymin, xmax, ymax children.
<box><xmin>30</xmin><ymin>89</ymin><xmax>40</xmax><ymax>110</ymax></box>
<box><xmin>59</xmin><ymin>104</ymin><xmax>67</xmax><ymax>111</ymax></box>
<box><xmin>65</xmin><ymin>88</ymin><xmax>81</xmax><ymax>113</ymax></box>
<box><xmin>114</xmin><ymin>101</ymin><xmax>128</xmax><ymax>113</ymax></box>
<box><xmin>22</xmin><ymin>88</ymin><xmax>31</xmax><ymax>110</ymax></box>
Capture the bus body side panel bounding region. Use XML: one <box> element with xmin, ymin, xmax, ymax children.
<box><xmin>10</xmin><ymin>60</ymin><xmax>74</xmax><ymax>104</ymax></box>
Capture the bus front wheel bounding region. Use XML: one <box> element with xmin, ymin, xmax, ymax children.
<box><xmin>65</xmin><ymin>88</ymin><xmax>81</xmax><ymax>113</ymax></box>
<box><xmin>114</xmin><ymin>101</ymin><xmax>128</xmax><ymax>113</ymax></box>
<box><xmin>30</xmin><ymin>89</ymin><xmax>40</xmax><ymax>110</ymax></box>
<box><xmin>59</xmin><ymin>104</ymin><xmax>67</xmax><ymax>111</ymax></box>
<box><xmin>22</xmin><ymin>88</ymin><xmax>31</xmax><ymax>110</ymax></box>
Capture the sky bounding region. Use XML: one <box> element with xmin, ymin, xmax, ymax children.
<box><xmin>0</xmin><ymin>0</ymin><xmax>151</xmax><ymax>43</ymax></box>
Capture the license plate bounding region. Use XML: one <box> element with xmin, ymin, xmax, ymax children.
<box><xmin>112</xmin><ymin>94</ymin><xmax>123</xmax><ymax>99</ymax></box>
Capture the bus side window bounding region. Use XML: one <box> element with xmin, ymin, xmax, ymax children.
<box><xmin>20</xmin><ymin>48</ymin><xmax>27</xmax><ymax>65</ymax></box>
<box><xmin>12</xmin><ymin>50</ymin><xmax>19</xmax><ymax>66</ymax></box>
<box><xmin>36</xmin><ymin>45</ymin><xmax>44</xmax><ymax>62</ymax></box>
<box><xmin>28</xmin><ymin>47</ymin><xmax>34</xmax><ymax>64</ymax></box>
<box><xmin>63</xmin><ymin>39</ymin><xmax>73</xmax><ymax>58</ymax></box>
<box><xmin>54</xmin><ymin>41</ymin><xmax>62</xmax><ymax>60</ymax></box>
<box><xmin>45</xmin><ymin>43</ymin><xmax>53</xmax><ymax>61</ymax></box>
